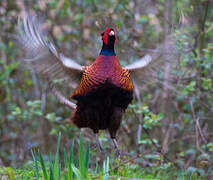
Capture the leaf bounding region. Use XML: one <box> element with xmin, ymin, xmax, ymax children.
<box><xmin>84</xmin><ymin>141</ymin><xmax>90</xmax><ymax>177</ymax></box>
<box><xmin>64</xmin><ymin>148</ymin><xmax>68</xmax><ymax>180</ymax></box>
<box><xmin>71</xmin><ymin>164</ymin><xmax>84</xmax><ymax>180</ymax></box>
<box><xmin>54</xmin><ymin>132</ymin><xmax>61</xmax><ymax>179</ymax></box>
<box><xmin>103</xmin><ymin>157</ymin><xmax>109</xmax><ymax>180</ymax></box>
<box><xmin>49</xmin><ymin>163</ymin><xmax>55</xmax><ymax>180</ymax></box>
<box><xmin>38</xmin><ymin>150</ymin><xmax>48</xmax><ymax>180</ymax></box>
<box><xmin>79</xmin><ymin>133</ymin><xmax>85</xmax><ymax>177</ymax></box>
<box><xmin>31</xmin><ymin>150</ymin><xmax>39</xmax><ymax>180</ymax></box>
<box><xmin>45</xmin><ymin>113</ymin><xmax>55</xmax><ymax>121</ymax></box>
<box><xmin>68</xmin><ymin>140</ymin><xmax>74</xmax><ymax>180</ymax></box>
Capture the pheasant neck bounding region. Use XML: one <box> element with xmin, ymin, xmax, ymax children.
<box><xmin>100</xmin><ymin>43</ymin><xmax>116</xmax><ymax>56</ymax></box>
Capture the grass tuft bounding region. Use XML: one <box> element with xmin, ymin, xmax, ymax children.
<box><xmin>31</xmin><ymin>132</ymin><xmax>91</xmax><ymax>180</ymax></box>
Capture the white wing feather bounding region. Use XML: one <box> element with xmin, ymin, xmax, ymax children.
<box><xmin>17</xmin><ymin>14</ymin><xmax>83</xmax><ymax>86</ymax></box>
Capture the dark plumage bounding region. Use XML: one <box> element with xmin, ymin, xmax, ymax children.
<box><xmin>70</xmin><ymin>27</ymin><xmax>133</xmax><ymax>153</ymax></box>
<box><xmin>72</xmin><ymin>81</ymin><xmax>133</xmax><ymax>138</ymax></box>
<box><xmin>17</xmin><ymin>14</ymin><xmax>159</xmax><ymax>156</ymax></box>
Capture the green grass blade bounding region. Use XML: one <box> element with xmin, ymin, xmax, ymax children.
<box><xmin>103</xmin><ymin>157</ymin><xmax>109</xmax><ymax>180</ymax></box>
<box><xmin>73</xmin><ymin>157</ymin><xmax>78</xmax><ymax>179</ymax></box>
<box><xmin>71</xmin><ymin>164</ymin><xmax>84</xmax><ymax>180</ymax></box>
<box><xmin>49</xmin><ymin>163</ymin><xmax>55</xmax><ymax>180</ymax></box>
<box><xmin>64</xmin><ymin>174</ymin><xmax>68</xmax><ymax>180</ymax></box>
<box><xmin>38</xmin><ymin>150</ymin><xmax>48</xmax><ymax>180</ymax></box>
<box><xmin>50</xmin><ymin>152</ymin><xmax>54</xmax><ymax>163</ymax></box>
<box><xmin>54</xmin><ymin>132</ymin><xmax>61</xmax><ymax>179</ymax></box>
<box><xmin>64</xmin><ymin>148</ymin><xmax>68</xmax><ymax>168</ymax></box>
<box><xmin>31</xmin><ymin>149</ymin><xmax>39</xmax><ymax>180</ymax></box>
<box><xmin>79</xmin><ymin>133</ymin><xmax>85</xmax><ymax>177</ymax></box>
<box><xmin>84</xmin><ymin>141</ymin><xmax>90</xmax><ymax>177</ymax></box>
<box><xmin>64</xmin><ymin>148</ymin><xmax>68</xmax><ymax>179</ymax></box>
<box><xmin>106</xmin><ymin>157</ymin><xmax>109</xmax><ymax>178</ymax></box>
<box><xmin>68</xmin><ymin>140</ymin><xmax>74</xmax><ymax>180</ymax></box>
<box><xmin>50</xmin><ymin>152</ymin><xmax>53</xmax><ymax>165</ymax></box>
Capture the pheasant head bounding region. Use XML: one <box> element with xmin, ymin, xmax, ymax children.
<box><xmin>100</xmin><ymin>27</ymin><xmax>117</xmax><ymax>56</ymax></box>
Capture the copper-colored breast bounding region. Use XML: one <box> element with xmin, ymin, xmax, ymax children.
<box><xmin>71</xmin><ymin>55</ymin><xmax>133</xmax><ymax>99</ymax></box>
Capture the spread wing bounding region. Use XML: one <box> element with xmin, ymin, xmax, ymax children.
<box><xmin>124</xmin><ymin>41</ymin><xmax>178</xmax><ymax>91</ymax></box>
<box><xmin>125</xmin><ymin>54</ymin><xmax>152</xmax><ymax>71</ymax></box>
<box><xmin>17</xmin><ymin>14</ymin><xmax>83</xmax><ymax>88</ymax></box>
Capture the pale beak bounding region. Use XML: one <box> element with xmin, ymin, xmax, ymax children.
<box><xmin>109</xmin><ymin>30</ymin><xmax>115</xmax><ymax>36</ymax></box>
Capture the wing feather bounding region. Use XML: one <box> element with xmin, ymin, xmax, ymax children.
<box><xmin>124</xmin><ymin>40</ymin><xmax>179</xmax><ymax>90</ymax></box>
<box><xmin>125</xmin><ymin>55</ymin><xmax>152</xmax><ymax>71</ymax></box>
<box><xmin>17</xmin><ymin>14</ymin><xmax>83</xmax><ymax>87</ymax></box>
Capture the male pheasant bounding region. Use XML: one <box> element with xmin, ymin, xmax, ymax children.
<box><xmin>70</xmin><ymin>27</ymin><xmax>134</xmax><ymax>153</ymax></box>
<box><xmin>17</xmin><ymin>14</ymin><xmax>155</xmax><ymax>155</ymax></box>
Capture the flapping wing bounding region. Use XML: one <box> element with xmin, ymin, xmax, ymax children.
<box><xmin>124</xmin><ymin>42</ymin><xmax>178</xmax><ymax>90</ymax></box>
<box><xmin>125</xmin><ymin>54</ymin><xmax>152</xmax><ymax>71</ymax></box>
<box><xmin>17</xmin><ymin>14</ymin><xmax>83</xmax><ymax>87</ymax></box>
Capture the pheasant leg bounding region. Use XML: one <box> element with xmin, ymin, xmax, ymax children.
<box><xmin>112</xmin><ymin>138</ymin><xmax>123</xmax><ymax>157</ymax></box>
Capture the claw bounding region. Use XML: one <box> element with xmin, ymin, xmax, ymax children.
<box><xmin>112</xmin><ymin>138</ymin><xmax>126</xmax><ymax>160</ymax></box>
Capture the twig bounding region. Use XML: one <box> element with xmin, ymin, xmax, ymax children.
<box><xmin>201</xmin><ymin>0</ymin><xmax>209</xmax><ymax>33</ymax></box>
<box><xmin>58</xmin><ymin>153</ymin><xmax>149</xmax><ymax>180</ymax></box>
<box><xmin>30</xmin><ymin>68</ymin><xmax>40</xmax><ymax>98</ymax></box>
<box><xmin>132</xmin><ymin>80</ymin><xmax>143</xmax><ymax>144</ymax></box>
<box><xmin>93</xmin><ymin>154</ymin><xmax>142</xmax><ymax>180</ymax></box>
<box><xmin>162</xmin><ymin>126</ymin><xmax>172</xmax><ymax>154</ymax></box>
<box><xmin>189</xmin><ymin>100</ymin><xmax>204</xmax><ymax>154</ymax></box>
<box><xmin>142</xmin><ymin>127</ymin><xmax>179</xmax><ymax>168</ymax></box>
<box><xmin>189</xmin><ymin>99</ymin><xmax>199</xmax><ymax>151</ymax></box>
<box><xmin>41</xmin><ymin>90</ymin><xmax>46</xmax><ymax>112</ymax></box>
<box><xmin>162</xmin><ymin>0</ymin><xmax>172</xmax><ymax>133</ymax></box>
<box><xmin>169</xmin><ymin>133</ymin><xmax>213</xmax><ymax>145</ymax></box>
<box><xmin>184</xmin><ymin>154</ymin><xmax>195</xmax><ymax>170</ymax></box>
<box><xmin>196</xmin><ymin>117</ymin><xmax>208</xmax><ymax>144</ymax></box>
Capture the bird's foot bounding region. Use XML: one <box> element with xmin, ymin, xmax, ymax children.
<box><xmin>115</xmin><ymin>148</ymin><xmax>131</xmax><ymax>160</ymax></box>
<box><xmin>115</xmin><ymin>148</ymin><xmax>123</xmax><ymax>158</ymax></box>
<box><xmin>112</xmin><ymin>138</ymin><xmax>128</xmax><ymax>160</ymax></box>
<box><xmin>91</xmin><ymin>141</ymin><xmax>103</xmax><ymax>152</ymax></box>
<box><xmin>96</xmin><ymin>141</ymin><xmax>103</xmax><ymax>152</ymax></box>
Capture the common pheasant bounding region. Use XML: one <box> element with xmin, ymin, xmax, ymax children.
<box><xmin>17</xmin><ymin>14</ymin><xmax>158</xmax><ymax>156</ymax></box>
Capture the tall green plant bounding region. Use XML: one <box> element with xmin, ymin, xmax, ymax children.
<box><xmin>103</xmin><ymin>157</ymin><xmax>109</xmax><ymax>180</ymax></box>
<box><xmin>31</xmin><ymin>132</ymin><xmax>90</xmax><ymax>180</ymax></box>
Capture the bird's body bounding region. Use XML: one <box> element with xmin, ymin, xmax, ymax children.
<box><xmin>70</xmin><ymin>28</ymin><xmax>133</xmax><ymax>142</ymax></box>
<box><xmin>71</xmin><ymin>54</ymin><xmax>133</xmax><ymax>138</ymax></box>
<box><xmin>17</xmin><ymin>15</ymin><xmax>154</xmax><ymax>155</ymax></box>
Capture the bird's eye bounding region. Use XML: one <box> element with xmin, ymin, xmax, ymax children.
<box><xmin>101</xmin><ymin>32</ymin><xmax>104</xmax><ymax>36</ymax></box>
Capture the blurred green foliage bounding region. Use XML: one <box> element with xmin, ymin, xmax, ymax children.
<box><xmin>0</xmin><ymin>0</ymin><xmax>212</xmax><ymax>178</ymax></box>
<box><xmin>0</xmin><ymin>133</ymin><xmax>208</xmax><ymax>179</ymax></box>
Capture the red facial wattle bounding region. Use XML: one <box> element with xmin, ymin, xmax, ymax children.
<box><xmin>103</xmin><ymin>27</ymin><xmax>117</xmax><ymax>45</ymax></box>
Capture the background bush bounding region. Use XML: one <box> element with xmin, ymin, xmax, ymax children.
<box><xmin>0</xmin><ymin>0</ymin><xmax>212</xmax><ymax>178</ymax></box>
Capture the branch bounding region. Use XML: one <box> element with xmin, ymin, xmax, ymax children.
<box><xmin>201</xmin><ymin>0</ymin><xmax>209</xmax><ymax>33</ymax></box>
<box><xmin>196</xmin><ymin>117</ymin><xmax>208</xmax><ymax>144</ymax></box>
<box><xmin>94</xmin><ymin>154</ymin><xmax>142</xmax><ymax>180</ymax></box>
<box><xmin>189</xmin><ymin>100</ymin><xmax>204</xmax><ymax>154</ymax></box>
<box><xmin>132</xmin><ymin>80</ymin><xmax>143</xmax><ymax>144</ymax></box>
<box><xmin>142</xmin><ymin>127</ymin><xmax>179</xmax><ymax>168</ymax></box>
